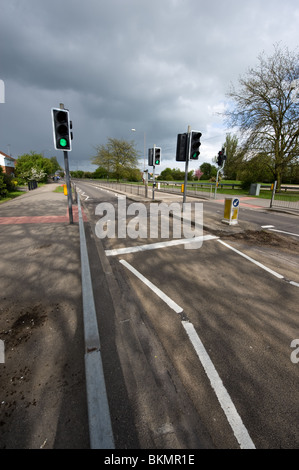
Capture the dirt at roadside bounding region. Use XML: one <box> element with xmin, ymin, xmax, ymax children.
<box><xmin>220</xmin><ymin>229</ymin><xmax>299</xmax><ymax>254</ymax></box>
<box><xmin>0</xmin><ymin>298</ymin><xmax>89</xmax><ymax>449</ymax></box>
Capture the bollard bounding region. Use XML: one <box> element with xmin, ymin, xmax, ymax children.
<box><xmin>222</xmin><ymin>197</ymin><xmax>240</xmax><ymax>225</ymax></box>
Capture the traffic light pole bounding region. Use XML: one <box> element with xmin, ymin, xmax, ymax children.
<box><xmin>214</xmin><ymin>145</ymin><xmax>226</xmax><ymax>199</ymax></box>
<box><xmin>63</xmin><ymin>150</ymin><xmax>73</xmax><ymax>224</ymax></box>
<box><xmin>152</xmin><ymin>144</ymin><xmax>156</xmax><ymax>201</ymax></box>
<box><xmin>183</xmin><ymin>125</ymin><xmax>191</xmax><ymax>204</ymax></box>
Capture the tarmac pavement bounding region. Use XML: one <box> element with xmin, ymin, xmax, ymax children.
<box><xmin>0</xmin><ymin>183</ymin><xmax>89</xmax><ymax>449</ymax></box>
<box><xmin>0</xmin><ymin>181</ymin><xmax>296</xmax><ymax>449</ymax></box>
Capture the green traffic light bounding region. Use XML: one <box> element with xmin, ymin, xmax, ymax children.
<box><xmin>155</xmin><ymin>160</ymin><xmax>160</xmax><ymax>165</ymax></box>
<box><xmin>59</xmin><ymin>138</ymin><xmax>68</xmax><ymax>147</ymax></box>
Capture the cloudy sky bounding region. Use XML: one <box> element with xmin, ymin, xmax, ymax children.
<box><xmin>0</xmin><ymin>0</ymin><xmax>298</xmax><ymax>173</ymax></box>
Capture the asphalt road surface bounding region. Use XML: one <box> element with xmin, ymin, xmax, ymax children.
<box><xmin>77</xmin><ymin>181</ymin><xmax>299</xmax><ymax>449</ymax></box>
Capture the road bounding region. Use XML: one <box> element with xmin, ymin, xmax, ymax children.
<box><xmin>204</xmin><ymin>198</ymin><xmax>299</xmax><ymax>240</ymax></box>
<box><xmin>76</xmin><ymin>180</ymin><xmax>299</xmax><ymax>449</ymax></box>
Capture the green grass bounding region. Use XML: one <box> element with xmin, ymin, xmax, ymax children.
<box><xmin>0</xmin><ymin>190</ymin><xmax>26</xmax><ymax>204</ymax></box>
<box><xmin>53</xmin><ymin>185</ymin><xmax>65</xmax><ymax>193</ymax></box>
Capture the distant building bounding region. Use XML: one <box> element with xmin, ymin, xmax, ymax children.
<box><xmin>0</xmin><ymin>151</ymin><xmax>16</xmax><ymax>176</ymax></box>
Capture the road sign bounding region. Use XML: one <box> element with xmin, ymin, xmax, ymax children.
<box><xmin>223</xmin><ymin>197</ymin><xmax>240</xmax><ymax>225</ymax></box>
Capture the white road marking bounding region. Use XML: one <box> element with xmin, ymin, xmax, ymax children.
<box><xmin>106</xmin><ymin>234</ymin><xmax>218</xmax><ymax>256</ymax></box>
<box><xmin>119</xmin><ymin>259</ymin><xmax>183</xmax><ymax>313</ymax></box>
<box><xmin>217</xmin><ymin>240</ymin><xmax>284</xmax><ymax>279</ymax></box>
<box><xmin>268</xmin><ymin>228</ymin><xmax>299</xmax><ymax>237</ymax></box>
<box><xmin>261</xmin><ymin>225</ymin><xmax>275</xmax><ymax>228</ymax></box>
<box><xmin>119</xmin><ymin>258</ymin><xmax>255</xmax><ymax>449</ymax></box>
<box><xmin>182</xmin><ymin>321</ymin><xmax>256</xmax><ymax>449</ymax></box>
<box><xmin>290</xmin><ymin>281</ymin><xmax>299</xmax><ymax>287</ymax></box>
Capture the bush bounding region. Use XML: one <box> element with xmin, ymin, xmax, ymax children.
<box><xmin>3</xmin><ymin>173</ymin><xmax>16</xmax><ymax>192</ymax></box>
<box><xmin>0</xmin><ymin>167</ymin><xmax>7</xmax><ymax>198</ymax></box>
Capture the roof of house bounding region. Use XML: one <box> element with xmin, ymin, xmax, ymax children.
<box><xmin>0</xmin><ymin>151</ymin><xmax>16</xmax><ymax>162</ymax></box>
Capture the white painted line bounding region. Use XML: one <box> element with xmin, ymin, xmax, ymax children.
<box><xmin>182</xmin><ymin>321</ymin><xmax>256</xmax><ymax>449</ymax></box>
<box><xmin>290</xmin><ymin>281</ymin><xmax>299</xmax><ymax>287</ymax></box>
<box><xmin>268</xmin><ymin>228</ymin><xmax>299</xmax><ymax>237</ymax></box>
<box><xmin>261</xmin><ymin>225</ymin><xmax>275</xmax><ymax>229</ymax></box>
<box><xmin>119</xmin><ymin>259</ymin><xmax>183</xmax><ymax>313</ymax></box>
<box><xmin>218</xmin><ymin>240</ymin><xmax>284</xmax><ymax>279</ymax></box>
<box><xmin>120</xmin><ymin>257</ymin><xmax>256</xmax><ymax>448</ymax></box>
<box><xmin>106</xmin><ymin>234</ymin><xmax>218</xmax><ymax>256</ymax></box>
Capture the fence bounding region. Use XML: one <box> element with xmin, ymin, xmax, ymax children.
<box><xmin>271</xmin><ymin>183</ymin><xmax>299</xmax><ymax>210</ymax></box>
<box><xmin>157</xmin><ymin>181</ymin><xmax>215</xmax><ymax>198</ymax></box>
<box><xmin>95</xmin><ymin>181</ymin><xmax>147</xmax><ymax>197</ymax></box>
<box><xmin>91</xmin><ymin>180</ymin><xmax>299</xmax><ymax>210</ymax></box>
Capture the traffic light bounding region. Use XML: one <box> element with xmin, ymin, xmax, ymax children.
<box><xmin>217</xmin><ymin>150</ymin><xmax>223</xmax><ymax>166</ymax></box>
<box><xmin>51</xmin><ymin>108</ymin><xmax>72</xmax><ymax>151</ymax></box>
<box><xmin>154</xmin><ymin>147</ymin><xmax>161</xmax><ymax>165</ymax></box>
<box><xmin>148</xmin><ymin>148</ymin><xmax>153</xmax><ymax>166</ymax></box>
<box><xmin>176</xmin><ymin>133</ymin><xmax>187</xmax><ymax>161</ymax></box>
<box><xmin>189</xmin><ymin>131</ymin><xmax>202</xmax><ymax>160</ymax></box>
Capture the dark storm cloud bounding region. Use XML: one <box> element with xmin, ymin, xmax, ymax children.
<box><xmin>0</xmin><ymin>0</ymin><xmax>298</xmax><ymax>171</ymax></box>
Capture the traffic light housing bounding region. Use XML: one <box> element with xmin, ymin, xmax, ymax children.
<box><xmin>176</xmin><ymin>133</ymin><xmax>187</xmax><ymax>161</ymax></box>
<box><xmin>154</xmin><ymin>147</ymin><xmax>161</xmax><ymax>165</ymax></box>
<box><xmin>148</xmin><ymin>148</ymin><xmax>153</xmax><ymax>166</ymax></box>
<box><xmin>189</xmin><ymin>131</ymin><xmax>201</xmax><ymax>160</ymax></box>
<box><xmin>217</xmin><ymin>150</ymin><xmax>223</xmax><ymax>166</ymax></box>
<box><xmin>51</xmin><ymin>108</ymin><xmax>72</xmax><ymax>151</ymax></box>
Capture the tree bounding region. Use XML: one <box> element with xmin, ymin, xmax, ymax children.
<box><xmin>92</xmin><ymin>138</ymin><xmax>140</xmax><ymax>182</ymax></box>
<box><xmin>159</xmin><ymin>168</ymin><xmax>174</xmax><ymax>181</ymax></box>
<box><xmin>49</xmin><ymin>156</ymin><xmax>62</xmax><ymax>174</ymax></box>
<box><xmin>239</xmin><ymin>153</ymin><xmax>273</xmax><ymax>189</ymax></box>
<box><xmin>225</xmin><ymin>44</ymin><xmax>299</xmax><ymax>190</ymax></box>
<box><xmin>93</xmin><ymin>166</ymin><xmax>109</xmax><ymax>179</ymax></box>
<box><xmin>194</xmin><ymin>168</ymin><xmax>203</xmax><ymax>180</ymax></box>
<box><xmin>200</xmin><ymin>162</ymin><xmax>217</xmax><ymax>180</ymax></box>
<box><xmin>222</xmin><ymin>134</ymin><xmax>243</xmax><ymax>180</ymax></box>
<box><xmin>15</xmin><ymin>152</ymin><xmax>60</xmax><ymax>183</ymax></box>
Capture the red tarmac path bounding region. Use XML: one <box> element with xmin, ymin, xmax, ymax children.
<box><xmin>0</xmin><ymin>205</ymin><xmax>88</xmax><ymax>224</ymax></box>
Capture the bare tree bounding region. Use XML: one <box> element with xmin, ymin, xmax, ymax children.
<box><xmin>225</xmin><ymin>44</ymin><xmax>299</xmax><ymax>189</ymax></box>
<box><xmin>92</xmin><ymin>138</ymin><xmax>140</xmax><ymax>181</ymax></box>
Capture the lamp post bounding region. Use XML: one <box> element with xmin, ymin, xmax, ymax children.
<box><xmin>131</xmin><ymin>128</ymin><xmax>148</xmax><ymax>198</ymax></box>
<box><xmin>131</xmin><ymin>128</ymin><xmax>146</xmax><ymax>170</ymax></box>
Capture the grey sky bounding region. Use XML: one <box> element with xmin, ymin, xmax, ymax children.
<box><xmin>0</xmin><ymin>0</ymin><xmax>298</xmax><ymax>172</ymax></box>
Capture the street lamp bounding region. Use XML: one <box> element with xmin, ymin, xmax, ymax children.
<box><xmin>131</xmin><ymin>128</ymin><xmax>146</xmax><ymax>170</ymax></box>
